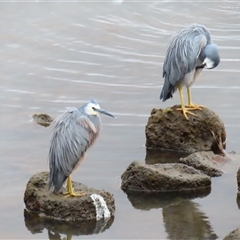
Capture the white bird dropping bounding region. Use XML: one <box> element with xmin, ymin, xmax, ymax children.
<box><xmin>90</xmin><ymin>194</ymin><xmax>111</xmax><ymax>221</ymax></box>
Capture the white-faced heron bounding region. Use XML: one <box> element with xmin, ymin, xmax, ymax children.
<box><xmin>160</xmin><ymin>23</ymin><xmax>220</xmax><ymax>119</ymax></box>
<box><xmin>48</xmin><ymin>98</ymin><xmax>115</xmax><ymax>197</ymax></box>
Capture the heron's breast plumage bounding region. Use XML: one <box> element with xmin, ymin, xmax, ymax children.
<box><xmin>86</xmin><ymin>115</ymin><xmax>101</xmax><ymax>147</ymax></box>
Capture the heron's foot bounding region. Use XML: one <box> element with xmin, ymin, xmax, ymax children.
<box><xmin>63</xmin><ymin>190</ymin><xmax>86</xmax><ymax>198</ymax></box>
<box><xmin>176</xmin><ymin>107</ymin><xmax>198</xmax><ymax>120</ymax></box>
<box><xmin>186</xmin><ymin>103</ymin><xmax>205</xmax><ymax>110</ymax></box>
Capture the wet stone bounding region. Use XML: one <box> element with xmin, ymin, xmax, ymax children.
<box><xmin>145</xmin><ymin>105</ymin><xmax>226</xmax><ymax>154</ymax></box>
<box><xmin>24</xmin><ymin>172</ymin><xmax>115</xmax><ymax>221</ymax></box>
<box><xmin>179</xmin><ymin>151</ymin><xmax>227</xmax><ymax>177</ymax></box>
<box><xmin>121</xmin><ymin>161</ymin><xmax>211</xmax><ymax>192</ymax></box>
<box><xmin>32</xmin><ymin>113</ymin><xmax>53</xmax><ymax>127</ymax></box>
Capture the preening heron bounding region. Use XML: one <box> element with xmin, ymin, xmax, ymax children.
<box><xmin>48</xmin><ymin>98</ymin><xmax>115</xmax><ymax>197</ymax></box>
<box><xmin>160</xmin><ymin>23</ymin><xmax>220</xmax><ymax>120</ymax></box>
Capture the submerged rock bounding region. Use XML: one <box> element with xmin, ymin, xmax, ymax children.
<box><xmin>121</xmin><ymin>161</ymin><xmax>211</xmax><ymax>192</ymax></box>
<box><xmin>223</xmin><ymin>227</ymin><xmax>240</xmax><ymax>240</ymax></box>
<box><xmin>145</xmin><ymin>105</ymin><xmax>226</xmax><ymax>154</ymax></box>
<box><xmin>24</xmin><ymin>172</ymin><xmax>115</xmax><ymax>221</ymax></box>
<box><xmin>179</xmin><ymin>151</ymin><xmax>227</xmax><ymax>177</ymax></box>
<box><xmin>32</xmin><ymin>113</ymin><xmax>53</xmax><ymax>127</ymax></box>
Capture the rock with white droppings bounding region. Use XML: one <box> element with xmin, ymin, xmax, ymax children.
<box><xmin>24</xmin><ymin>172</ymin><xmax>115</xmax><ymax>221</ymax></box>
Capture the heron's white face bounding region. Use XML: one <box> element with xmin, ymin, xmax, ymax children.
<box><xmin>203</xmin><ymin>57</ymin><xmax>215</xmax><ymax>69</ymax></box>
<box><xmin>85</xmin><ymin>102</ymin><xmax>101</xmax><ymax>115</ymax></box>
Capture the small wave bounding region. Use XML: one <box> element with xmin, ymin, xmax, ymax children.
<box><xmin>221</xmin><ymin>59</ymin><xmax>240</xmax><ymax>62</ymax></box>
<box><xmin>5</xmin><ymin>89</ymin><xmax>35</xmax><ymax>94</ymax></box>
<box><xmin>58</xmin><ymin>59</ymin><xmax>102</xmax><ymax>66</ymax></box>
<box><xmin>120</xmin><ymin>58</ymin><xmax>160</xmax><ymax>66</ymax></box>
<box><xmin>43</xmin><ymin>67</ymin><xmax>79</xmax><ymax>74</ymax></box>
<box><xmin>109</xmin><ymin>33</ymin><xmax>158</xmax><ymax>45</ymax></box>
<box><xmin>45</xmin><ymin>76</ymin><xmax>159</xmax><ymax>89</ymax></box>
<box><xmin>72</xmin><ymin>23</ymin><xmax>86</xmax><ymax>28</ymax></box>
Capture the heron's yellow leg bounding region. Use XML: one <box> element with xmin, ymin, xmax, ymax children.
<box><xmin>63</xmin><ymin>175</ymin><xmax>86</xmax><ymax>197</ymax></box>
<box><xmin>186</xmin><ymin>87</ymin><xmax>204</xmax><ymax>109</ymax></box>
<box><xmin>176</xmin><ymin>86</ymin><xmax>197</xmax><ymax>120</ymax></box>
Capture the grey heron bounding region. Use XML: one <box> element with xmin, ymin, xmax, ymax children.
<box><xmin>160</xmin><ymin>23</ymin><xmax>220</xmax><ymax>120</ymax></box>
<box><xmin>48</xmin><ymin>98</ymin><xmax>115</xmax><ymax>197</ymax></box>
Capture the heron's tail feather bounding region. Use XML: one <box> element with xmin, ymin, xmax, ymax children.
<box><xmin>48</xmin><ymin>167</ymin><xmax>67</xmax><ymax>193</ymax></box>
<box><xmin>160</xmin><ymin>80</ymin><xmax>175</xmax><ymax>101</ymax></box>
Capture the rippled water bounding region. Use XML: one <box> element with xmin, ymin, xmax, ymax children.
<box><xmin>1</xmin><ymin>1</ymin><xmax>240</xmax><ymax>239</ymax></box>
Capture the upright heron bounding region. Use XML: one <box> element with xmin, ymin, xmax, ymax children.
<box><xmin>160</xmin><ymin>23</ymin><xmax>220</xmax><ymax>120</ymax></box>
<box><xmin>48</xmin><ymin>98</ymin><xmax>115</xmax><ymax>197</ymax></box>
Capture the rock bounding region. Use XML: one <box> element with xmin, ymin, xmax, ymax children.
<box><xmin>121</xmin><ymin>161</ymin><xmax>211</xmax><ymax>192</ymax></box>
<box><xmin>145</xmin><ymin>105</ymin><xmax>226</xmax><ymax>154</ymax></box>
<box><xmin>32</xmin><ymin>113</ymin><xmax>53</xmax><ymax>127</ymax></box>
<box><xmin>223</xmin><ymin>227</ymin><xmax>240</xmax><ymax>240</ymax></box>
<box><xmin>237</xmin><ymin>168</ymin><xmax>240</xmax><ymax>192</ymax></box>
<box><xmin>24</xmin><ymin>172</ymin><xmax>115</xmax><ymax>221</ymax></box>
<box><xmin>179</xmin><ymin>151</ymin><xmax>227</xmax><ymax>177</ymax></box>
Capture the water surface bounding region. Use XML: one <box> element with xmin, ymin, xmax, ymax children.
<box><xmin>1</xmin><ymin>1</ymin><xmax>240</xmax><ymax>239</ymax></box>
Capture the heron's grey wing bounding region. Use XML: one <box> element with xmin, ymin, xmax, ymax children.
<box><xmin>57</xmin><ymin>114</ymin><xmax>95</xmax><ymax>174</ymax></box>
<box><xmin>48</xmin><ymin>109</ymin><xmax>93</xmax><ymax>192</ymax></box>
<box><xmin>161</xmin><ymin>33</ymin><xmax>208</xmax><ymax>101</ymax></box>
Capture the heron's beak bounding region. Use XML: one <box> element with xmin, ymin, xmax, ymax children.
<box><xmin>96</xmin><ymin>108</ymin><xmax>116</xmax><ymax>118</ymax></box>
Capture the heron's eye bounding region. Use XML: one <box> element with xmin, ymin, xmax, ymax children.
<box><xmin>92</xmin><ymin>107</ymin><xmax>96</xmax><ymax>111</ymax></box>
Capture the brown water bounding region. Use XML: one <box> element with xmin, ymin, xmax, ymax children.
<box><xmin>1</xmin><ymin>1</ymin><xmax>240</xmax><ymax>239</ymax></box>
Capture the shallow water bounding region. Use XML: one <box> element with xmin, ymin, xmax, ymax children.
<box><xmin>1</xmin><ymin>1</ymin><xmax>240</xmax><ymax>239</ymax></box>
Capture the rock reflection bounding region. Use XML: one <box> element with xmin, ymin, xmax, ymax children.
<box><xmin>145</xmin><ymin>149</ymin><xmax>189</xmax><ymax>165</ymax></box>
<box><xmin>123</xmin><ymin>187</ymin><xmax>211</xmax><ymax>210</ymax></box>
<box><xmin>123</xmin><ymin>188</ymin><xmax>217</xmax><ymax>239</ymax></box>
<box><xmin>163</xmin><ymin>201</ymin><xmax>218</xmax><ymax>240</ymax></box>
<box><xmin>24</xmin><ymin>209</ymin><xmax>114</xmax><ymax>239</ymax></box>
